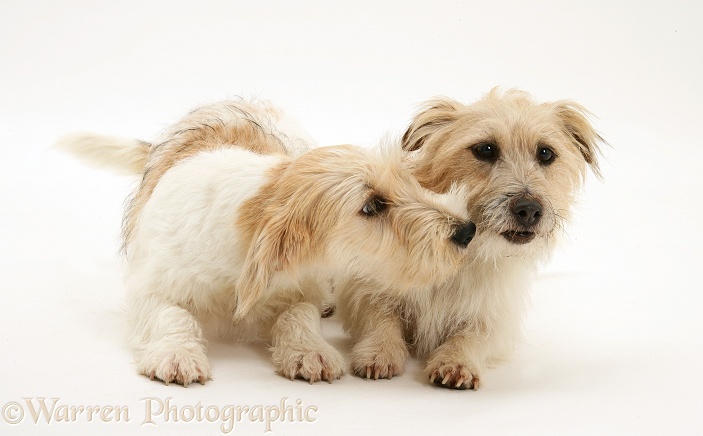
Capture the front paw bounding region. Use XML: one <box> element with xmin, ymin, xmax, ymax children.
<box><xmin>138</xmin><ymin>346</ymin><xmax>212</xmax><ymax>387</ymax></box>
<box><xmin>273</xmin><ymin>344</ymin><xmax>346</xmax><ymax>383</ymax></box>
<box><xmin>425</xmin><ymin>352</ymin><xmax>479</xmax><ymax>390</ymax></box>
<box><xmin>351</xmin><ymin>339</ymin><xmax>409</xmax><ymax>380</ymax></box>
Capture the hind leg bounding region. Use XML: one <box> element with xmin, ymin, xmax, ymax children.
<box><xmin>129</xmin><ymin>295</ymin><xmax>211</xmax><ymax>386</ymax></box>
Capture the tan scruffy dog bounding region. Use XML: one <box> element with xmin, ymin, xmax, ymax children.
<box><xmin>58</xmin><ymin>100</ymin><xmax>476</xmax><ymax>386</ymax></box>
<box><xmin>339</xmin><ymin>89</ymin><xmax>603</xmax><ymax>389</ymax></box>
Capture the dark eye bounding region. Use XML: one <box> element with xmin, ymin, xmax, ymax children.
<box><xmin>361</xmin><ymin>195</ymin><xmax>388</xmax><ymax>217</ymax></box>
<box><xmin>472</xmin><ymin>142</ymin><xmax>499</xmax><ymax>162</ymax></box>
<box><xmin>537</xmin><ymin>146</ymin><xmax>556</xmax><ymax>165</ymax></box>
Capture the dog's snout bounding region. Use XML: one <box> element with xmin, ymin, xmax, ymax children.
<box><xmin>451</xmin><ymin>221</ymin><xmax>476</xmax><ymax>247</ymax></box>
<box><xmin>511</xmin><ymin>198</ymin><xmax>542</xmax><ymax>227</ymax></box>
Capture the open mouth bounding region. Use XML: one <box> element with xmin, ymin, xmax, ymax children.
<box><xmin>501</xmin><ymin>230</ymin><xmax>536</xmax><ymax>244</ymax></box>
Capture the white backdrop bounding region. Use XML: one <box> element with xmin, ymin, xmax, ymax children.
<box><xmin>1</xmin><ymin>1</ymin><xmax>702</xmax><ymax>434</ymax></box>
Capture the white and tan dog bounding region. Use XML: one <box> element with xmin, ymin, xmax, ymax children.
<box><xmin>339</xmin><ymin>89</ymin><xmax>602</xmax><ymax>389</ymax></box>
<box><xmin>58</xmin><ymin>100</ymin><xmax>476</xmax><ymax>386</ymax></box>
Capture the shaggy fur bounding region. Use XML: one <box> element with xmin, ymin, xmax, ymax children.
<box><xmin>338</xmin><ymin>89</ymin><xmax>603</xmax><ymax>389</ymax></box>
<box><xmin>58</xmin><ymin>100</ymin><xmax>476</xmax><ymax>386</ymax></box>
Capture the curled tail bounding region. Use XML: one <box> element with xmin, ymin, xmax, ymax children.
<box><xmin>55</xmin><ymin>132</ymin><xmax>150</xmax><ymax>175</ymax></box>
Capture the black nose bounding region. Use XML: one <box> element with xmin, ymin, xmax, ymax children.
<box><xmin>451</xmin><ymin>221</ymin><xmax>476</xmax><ymax>247</ymax></box>
<box><xmin>511</xmin><ymin>197</ymin><xmax>543</xmax><ymax>227</ymax></box>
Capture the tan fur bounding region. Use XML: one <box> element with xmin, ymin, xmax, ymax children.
<box><xmin>233</xmin><ymin>144</ymin><xmax>473</xmax><ymax>319</ymax></box>
<box><xmin>339</xmin><ymin>88</ymin><xmax>603</xmax><ymax>389</ymax></box>
<box><xmin>60</xmin><ymin>98</ymin><xmax>477</xmax><ymax>386</ymax></box>
<box><xmin>123</xmin><ymin>100</ymin><xmax>305</xmax><ymax>247</ymax></box>
<box><xmin>55</xmin><ymin>133</ymin><xmax>149</xmax><ymax>174</ymax></box>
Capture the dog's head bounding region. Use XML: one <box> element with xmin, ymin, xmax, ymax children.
<box><xmin>233</xmin><ymin>144</ymin><xmax>475</xmax><ymax>318</ymax></box>
<box><xmin>333</xmin><ymin>145</ymin><xmax>475</xmax><ymax>291</ymax></box>
<box><xmin>402</xmin><ymin>88</ymin><xmax>603</xmax><ymax>261</ymax></box>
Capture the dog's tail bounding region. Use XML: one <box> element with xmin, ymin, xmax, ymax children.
<box><xmin>55</xmin><ymin>132</ymin><xmax>150</xmax><ymax>175</ymax></box>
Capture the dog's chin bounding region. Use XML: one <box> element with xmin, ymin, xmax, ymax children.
<box><xmin>501</xmin><ymin>230</ymin><xmax>536</xmax><ymax>245</ymax></box>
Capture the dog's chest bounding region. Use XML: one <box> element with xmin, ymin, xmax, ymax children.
<box><xmin>401</xmin><ymin>259</ymin><xmax>531</xmax><ymax>354</ymax></box>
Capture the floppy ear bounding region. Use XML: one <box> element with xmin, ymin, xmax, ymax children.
<box><xmin>401</xmin><ymin>98</ymin><xmax>461</xmax><ymax>151</ymax></box>
<box><xmin>232</xmin><ymin>206</ymin><xmax>313</xmax><ymax>320</ymax></box>
<box><xmin>553</xmin><ymin>101</ymin><xmax>604</xmax><ymax>178</ymax></box>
